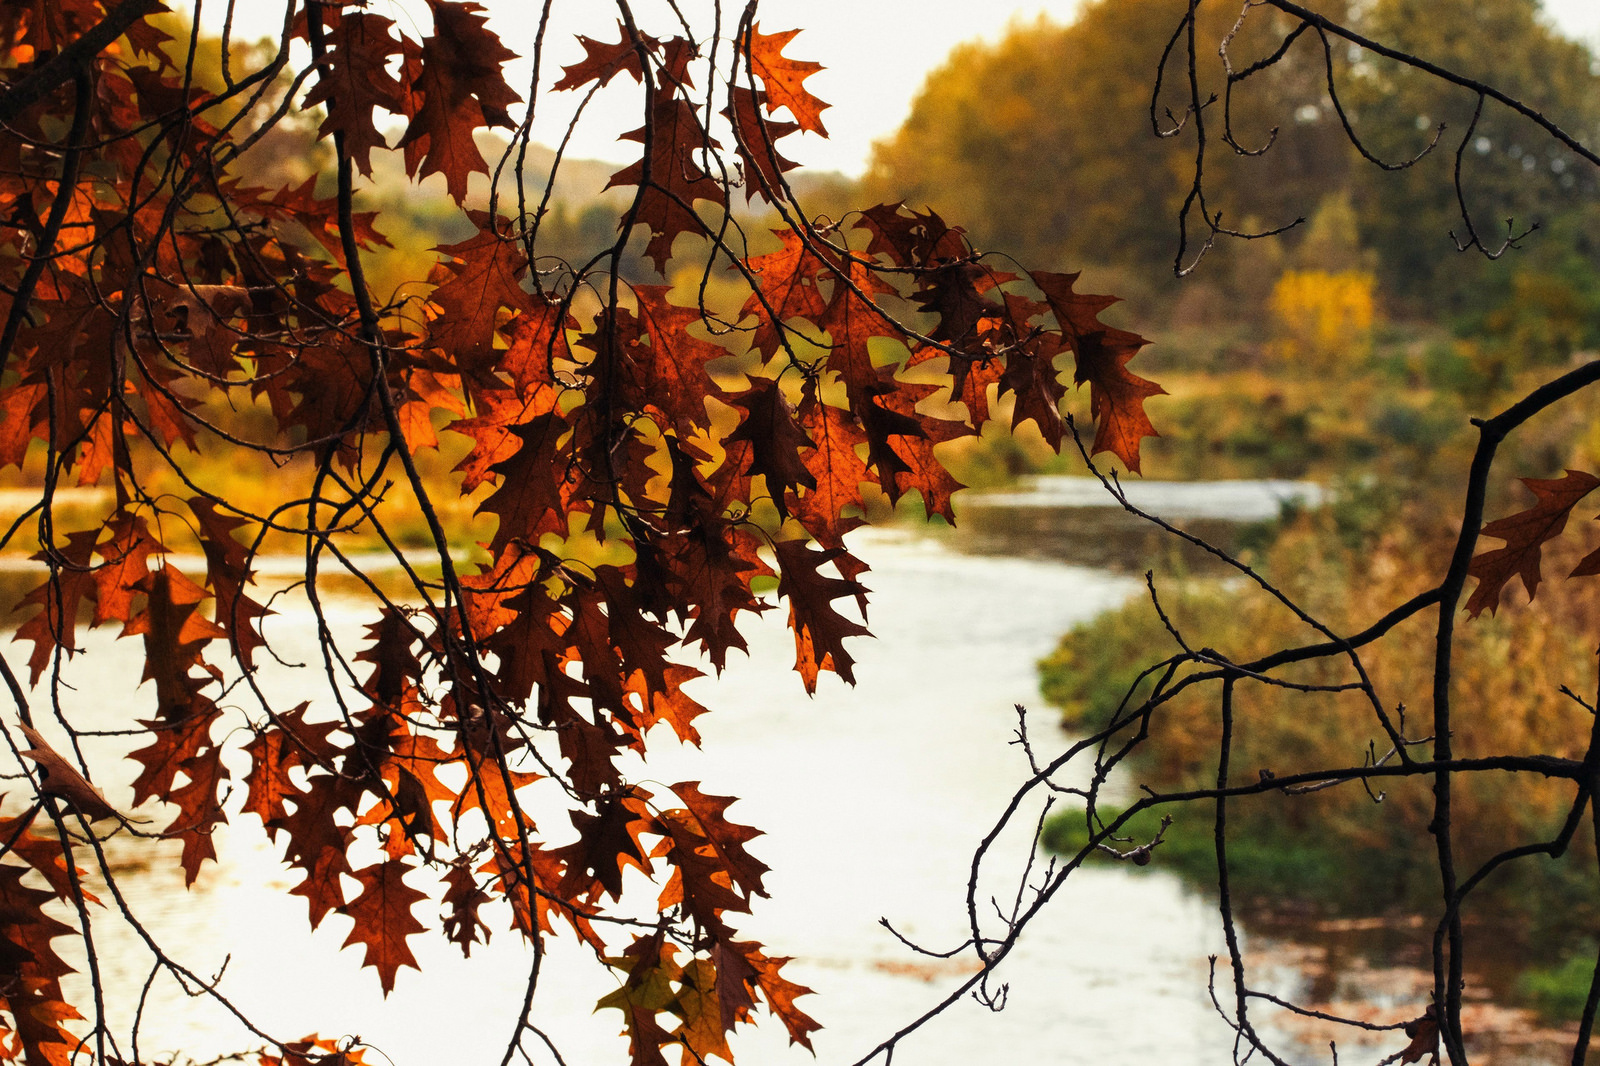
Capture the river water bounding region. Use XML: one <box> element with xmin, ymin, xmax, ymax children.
<box><xmin>23</xmin><ymin>479</ymin><xmax>1575</xmax><ymax>1065</ymax></box>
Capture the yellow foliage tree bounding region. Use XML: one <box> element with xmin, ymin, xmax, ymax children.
<box><xmin>1268</xmin><ymin>269</ymin><xmax>1377</xmax><ymax>372</ymax></box>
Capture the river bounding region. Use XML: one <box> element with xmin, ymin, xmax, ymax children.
<box><xmin>21</xmin><ymin>478</ymin><xmax>1576</xmax><ymax>1064</ymax></box>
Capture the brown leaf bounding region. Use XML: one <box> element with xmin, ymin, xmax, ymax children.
<box><xmin>1398</xmin><ymin>1006</ymin><xmax>1439</xmax><ymax>1064</ymax></box>
<box><xmin>394</xmin><ymin>0</ymin><xmax>521</xmax><ymax>204</ymax></box>
<box><xmin>606</xmin><ymin>88</ymin><xmax>727</xmax><ymax>272</ymax></box>
<box><xmin>16</xmin><ymin>725</ymin><xmax>117</xmax><ymax>822</ymax></box>
<box><xmin>555</xmin><ymin>789</ymin><xmax>658</xmax><ymax>901</ymax></box>
<box><xmin>724</xmin><ymin>86</ymin><xmax>801</xmax><ymax>202</ymax></box>
<box><xmin>774</xmin><ymin>539</ymin><xmax>870</xmax><ymax>692</ymax></box>
<box><xmin>427</xmin><ymin>212</ymin><xmax>538</xmax><ymax>387</ymax></box>
<box><xmin>1467</xmin><ymin>470</ymin><xmax>1600</xmax><ymax>616</ymax></box>
<box><xmin>668</xmin><ymin>782</ymin><xmax>769</xmax><ymax>898</ymax></box>
<box><xmin>339</xmin><ymin>859</ymin><xmax>428</xmax><ymax>995</ymax></box>
<box><xmin>551</xmin><ymin>23</ymin><xmax>646</xmax><ymax>92</ymax></box>
<box><xmin>1031</xmin><ymin>270</ymin><xmax>1163</xmax><ymax>469</ymax></box>
<box><xmin>441</xmin><ymin>861</ymin><xmax>493</xmax><ymax>958</ymax></box>
<box><xmin>738</xmin><ymin>228</ymin><xmax>829</xmax><ymax>363</ymax></box>
<box><xmin>301</xmin><ymin>10</ymin><xmax>406</xmax><ymax>176</ymax></box>
<box><xmin>725</xmin><ymin>378</ymin><xmax>815</xmax><ymax>521</ymax></box>
<box><xmin>792</xmin><ymin>384</ymin><xmax>873</xmax><ymax>548</ymax></box>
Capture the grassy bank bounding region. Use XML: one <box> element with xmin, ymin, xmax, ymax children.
<box><xmin>1037</xmin><ymin>499</ymin><xmax>1600</xmax><ymax>1020</ymax></box>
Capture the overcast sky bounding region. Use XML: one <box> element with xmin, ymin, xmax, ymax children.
<box><xmin>205</xmin><ymin>0</ymin><xmax>1600</xmax><ymax>177</ymax></box>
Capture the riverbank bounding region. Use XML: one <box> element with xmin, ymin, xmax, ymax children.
<box><xmin>1035</xmin><ymin>493</ymin><xmax>1600</xmax><ymax>1038</ymax></box>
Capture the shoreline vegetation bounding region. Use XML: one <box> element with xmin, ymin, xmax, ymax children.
<box><xmin>1035</xmin><ymin>488</ymin><xmax>1600</xmax><ymax>1024</ymax></box>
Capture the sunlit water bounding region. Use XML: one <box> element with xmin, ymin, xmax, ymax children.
<box><xmin>22</xmin><ymin>480</ymin><xmax>1573</xmax><ymax>1065</ymax></box>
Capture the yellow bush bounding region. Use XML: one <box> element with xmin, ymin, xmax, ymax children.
<box><xmin>1269</xmin><ymin>269</ymin><xmax>1377</xmax><ymax>371</ymax></box>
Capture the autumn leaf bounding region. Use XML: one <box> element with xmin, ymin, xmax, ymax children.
<box><xmin>448</xmin><ymin>384</ymin><xmax>562</xmax><ymax>494</ymax></box>
<box><xmin>242</xmin><ymin>704</ymin><xmax>339</xmax><ymax>829</ymax></box>
<box><xmin>479</xmin><ymin>411</ymin><xmax>579</xmax><ymax>552</ymax></box>
<box><xmin>668</xmin><ymin>782</ymin><xmax>769</xmax><ymax>898</ymax></box>
<box><xmin>1466</xmin><ymin>469</ymin><xmax>1600</xmax><ymax>615</ymax></box>
<box><xmin>818</xmin><ymin>259</ymin><xmax>901</xmax><ymax>408</ymax></box>
<box><xmin>724</xmin><ymin>86</ymin><xmax>801</xmax><ymax>202</ymax></box>
<box><xmin>725</xmin><ymin>378</ymin><xmax>816</xmax><ymax>520</ymax></box>
<box><xmin>597</xmin><ymin>934</ymin><xmax>681</xmax><ymax>1066</ymax></box>
<box><xmin>124</xmin><ymin>567</ymin><xmax>227</xmax><ymax>718</ymax></box>
<box><xmin>0</xmin><ymin>382</ymin><xmax>45</xmax><ymax>469</ymax></box>
<box><xmin>791</xmin><ymin>382</ymin><xmax>874</xmax><ymax>548</ymax></box>
<box><xmin>606</xmin><ymin>87</ymin><xmax>727</xmax><ymax>273</ymax></box>
<box><xmin>340</xmin><ymin>859</ymin><xmax>428</xmax><ymax>994</ymax></box>
<box><xmin>427</xmin><ymin>212</ymin><xmax>540</xmax><ymax>388</ymax></box>
<box><xmin>774</xmin><ymin>539</ymin><xmax>870</xmax><ymax>692</ymax></box>
<box><xmin>1031</xmin><ymin>270</ymin><xmax>1163</xmax><ymax>469</ymax></box>
<box><xmin>16</xmin><ymin>725</ymin><xmax>118</xmax><ymax>822</ymax></box>
<box><xmin>0</xmin><ymin>861</ymin><xmax>80</xmax><ymax>1066</ymax></box>
<box><xmin>13</xmin><ymin>531</ymin><xmax>98</xmax><ymax>685</ymax></box>
<box><xmin>624</xmin><ymin>285</ymin><xmax>736</xmax><ymax>434</ymax></box>
<box><xmin>737</xmin><ymin>228</ymin><xmax>830</xmax><ymax>362</ymax></box>
<box><xmin>870</xmin><ymin>382</ymin><xmax>968</xmax><ymax>522</ymax></box>
<box><xmin>394</xmin><ymin>0</ymin><xmax>521</xmax><ymax>204</ymax></box>
<box><xmin>1397</xmin><ymin>1006</ymin><xmax>1439</xmax><ymax>1065</ymax></box>
<box><xmin>555</xmin><ymin>789</ymin><xmax>659</xmax><ymax>901</ymax></box>
<box><xmin>673</xmin><ymin>958</ymin><xmax>736</xmax><ymax>1064</ymax></box>
<box><xmin>855</xmin><ymin>202</ymin><xmax>969</xmax><ymax>268</ymax></box>
<box><xmin>92</xmin><ymin>510</ymin><xmax>161</xmax><ymax>626</ymax></box>
<box><xmin>723</xmin><ymin>939</ymin><xmax>820</xmax><ymax>1050</ymax></box>
<box><xmin>745</xmin><ymin>24</ymin><xmax>830</xmax><ymax>136</ymax></box>
<box><xmin>302</xmin><ymin>10</ymin><xmax>407</xmax><ymax>177</ymax></box>
<box><xmin>442</xmin><ymin>860</ymin><xmax>494</xmax><ymax>958</ymax></box>
<box><xmin>552</xmin><ymin>23</ymin><xmax>647</xmax><ymax>92</ymax></box>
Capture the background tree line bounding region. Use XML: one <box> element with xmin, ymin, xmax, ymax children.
<box><xmin>866</xmin><ymin>0</ymin><xmax>1600</xmax><ymax>364</ymax></box>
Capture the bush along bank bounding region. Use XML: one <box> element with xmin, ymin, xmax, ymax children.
<box><xmin>1037</xmin><ymin>503</ymin><xmax>1600</xmax><ymax>1022</ymax></box>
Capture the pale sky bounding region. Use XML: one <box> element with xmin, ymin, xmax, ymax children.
<box><xmin>203</xmin><ymin>0</ymin><xmax>1600</xmax><ymax>177</ymax></box>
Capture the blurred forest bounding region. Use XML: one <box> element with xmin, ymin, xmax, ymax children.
<box><xmin>866</xmin><ymin>0</ymin><xmax>1600</xmax><ymax>479</ymax></box>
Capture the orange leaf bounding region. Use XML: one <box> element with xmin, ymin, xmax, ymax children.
<box><xmin>551</xmin><ymin>23</ymin><xmax>645</xmax><ymax>92</ymax></box>
<box><xmin>745</xmin><ymin>24</ymin><xmax>829</xmax><ymax>136</ymax></box>
<box><xmin>1032</xmin><ymin>270</ymin><xmax>1162</xmax><ymax>469</ymax></box>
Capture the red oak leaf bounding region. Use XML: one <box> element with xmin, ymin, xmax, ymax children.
<box><xmin>606</xmin><ymin>87</ymin><xmax>726</xmax><ymax>272</ymax></box>
<box><xmin>774</xmin><ymin>538</ymin><xmax>870</xmax><ymax>692</ymax></box>
<box><xmin>745</xmin><ymin>24</ymin><xmax>829</xmax><ymax>136</ymax></box>
<box><xmin>738</xmin><ymin>228</ymin><xmax>830</xmax><ymax>362</ymax></box>
<box><xmin>1031</xmin><ymin>270</ymin><xmax>1163</xmax><ymax>470</ymax></box>
<box><xmin>395</xmin><ymin>0</ymin><xmax>521</xmax><ymax>204</ymax></box>
<box><xmin>551</xmin><ymin>23</ymin><xmax>646</xmax><ymax>92</ymax></box>
<box><xmin>723</xmin><ymin>86</ymin><xmax>801</xmax><ymax>202</ymax></box>
<box><xmin>792</xmin><ymin>383</ymin><xmax>874</xmax><ymax>548</ymax></box>
<box><xmin>1467</xmin><ymin>470</ymin><xmax>1600</xmax><ymax>615</ymax></box>
<box><xmin>668</xmin><ymin>782</ymin><xmax>769</xmax><ymax>898</ymax></box>
<box><xmin>340</xmin><ymin>859</ymin><xmax>428</xmax><ymax>995</ymax></box>
<box><xmin>302</xmin><ymin>11</ymin><xmax>406</xmax><ymax>176</ymax></box>
<box><xmin>724</xmin><ymin>378</ymin><xmax>816</xmax><ymax>521</ymax></box>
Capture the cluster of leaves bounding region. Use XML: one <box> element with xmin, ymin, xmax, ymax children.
<box><xmin>0</xmin><ymin>1</ymin><xmax>1164</xmax><ymax>1062</ymax></box>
